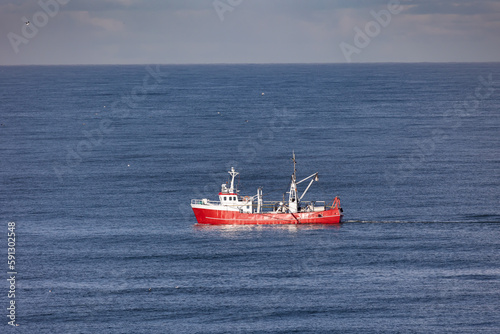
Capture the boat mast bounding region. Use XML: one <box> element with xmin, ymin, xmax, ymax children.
<box><xmin>228</xmin><ymin>167</ymin><xmax>239</xmax><ymax>193</ymax></box>
<box><xmin>257</xmin><ymin>187</ymin><xmax>263</xmax><ymax>213</ymax></box>
<box><xmin>288</xmin><ymin>152</ymin><xmax>299</xmax><ymax>213</ymax></box>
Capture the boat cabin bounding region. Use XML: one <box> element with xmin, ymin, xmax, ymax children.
<box><xmin>219</xmin><ymin>168</ymin><xmax>253</xmax><ymax>213</ymax></box>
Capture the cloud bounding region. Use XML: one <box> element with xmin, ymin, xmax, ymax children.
<box><xmin>0</xmin><ymin>0</ymin><xmax>499</xmax><ymax>64</ymax></box>
<box><xmin>70</xmin><ymin>11</ymin><xmax>125</xmax><ymax>32</ymax></box>
<box><xmin>63</xmin><ymin>0</ymin><xmax>213</xmax><ymax>12</ymax></box>
<box><xmin>405</xmin><ymin>0</ymin><xmax>500</xmax><ymax>15</ymax></box>
<box><xmin>104</xmin><ymin>0</ymin><xmax>135</xmax><ymax>6</ymax></box>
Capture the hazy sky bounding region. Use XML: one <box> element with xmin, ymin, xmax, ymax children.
<box><xmin>1</xmin><ymin>0</ymin><xmax>500</xmax><ymax>65</ymax></box>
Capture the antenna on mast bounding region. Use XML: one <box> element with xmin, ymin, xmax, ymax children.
<box><xmin>288</xmin><ymin>151</ymin><xmax>299</xmax><ymax>213</ymax></box>
<box><xmin>228</xmin><ymin>167</ymin><xmax>239</xmax><ymax>193</ymax></box>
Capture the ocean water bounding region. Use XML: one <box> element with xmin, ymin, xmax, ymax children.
<box><xmin>1</xmin><ymin>63</ymin><xmax>499</xmax><ymax>333</ymax></box>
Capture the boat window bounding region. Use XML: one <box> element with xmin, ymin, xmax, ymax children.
<box><xmin>224</xmin><ymin>196</ymin><xmax>227</xmax><ymax>201</ymax></box>
<box><xmin>233</xmin><ymin>196</ymin><xmax>237</xmax><ymax>201</ymax></box>
<box><xmin>229</xmin><ymin>197</ymin><xmax>232</xmax><ymax>201</ymax></box>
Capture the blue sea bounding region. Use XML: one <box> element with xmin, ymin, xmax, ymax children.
<box><xmin>1</xmin><ymin>63</ymin><xmax>500</xmax><ymax>333</ymax></box>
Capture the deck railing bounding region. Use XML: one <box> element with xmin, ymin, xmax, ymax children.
<box><xmin>191</xmin><ymin>199</ymin><xmax>327</xmax><ymax>212</ymax></box>
<box><xmin>191</xmin><ymin>199</ymin><xmax>221</xmax><ymax>205</ymax></box>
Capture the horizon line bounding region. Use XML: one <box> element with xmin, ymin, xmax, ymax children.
<box><xmin>1</xmin><ymin>61</ymin><xmax>500</xmax><ymax>67</ymax></box>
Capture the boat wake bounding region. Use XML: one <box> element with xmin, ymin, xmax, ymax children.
<box><xmin>344</xmin><ymin>219</ymin><xmax>500</xmax><ymax>224</ymax></box>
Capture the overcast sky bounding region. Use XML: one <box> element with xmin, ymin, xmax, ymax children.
<box><xmin>1</xmin><ymin>0</ymin><xmax>499</xmax><ymax>65</ymax></box>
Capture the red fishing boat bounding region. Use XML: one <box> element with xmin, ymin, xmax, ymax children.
<box><xmin>191</xmin><ymin>154</ymin><xmax>343</xmax><ymax>225</ymax></box>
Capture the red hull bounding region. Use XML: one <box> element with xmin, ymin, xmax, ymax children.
<box><xmin>192</xmin><ymin>207</ymin><xmax>343</xmax><ymax>225</ymax></box>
